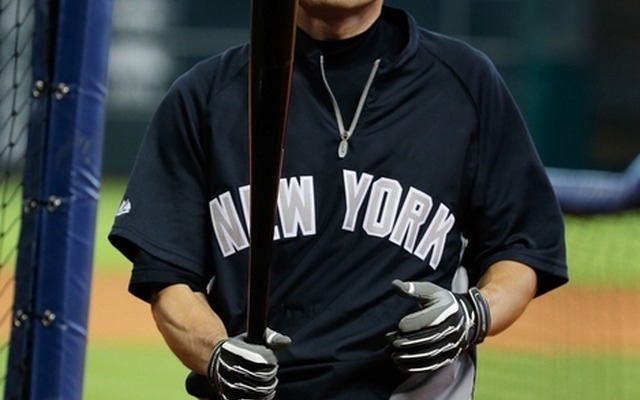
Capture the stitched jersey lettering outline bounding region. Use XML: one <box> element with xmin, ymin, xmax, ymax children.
<box><xmin>209</xmin><ymin>170</ymin><xmax>455</xmax><ymax>269</ymax></box>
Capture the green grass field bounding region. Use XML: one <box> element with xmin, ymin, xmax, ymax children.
<box><xmin>84</xmin><ymin>344</ymin><xmax>187</xmax><ymax>399</ymax></box>
<box><xmin>475</xmin><ymin>351</ymin><xmax>640</xmax><ymax>399</ymax></box>
<box><xmin>84</xmin><ymin>346</ymin><xmax>640</xmax><ymax>400</ymax></box>
<box><xmin>4</xmin><ymin>179</ymin><xmax>639</xmax><ymax>399</ymax></box>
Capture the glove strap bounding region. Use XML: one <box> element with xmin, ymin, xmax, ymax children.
<box><xmin>207</xmin><ymin>339</ymin><xmax>228</xmax><ymax>393</ymax></box>
<box><xmin>468</xmin><ymin>287</ymin><xmax>491</xmax><ymax>344</ymax></box>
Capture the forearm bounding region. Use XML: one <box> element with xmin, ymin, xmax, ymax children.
<box><xmin>477</xmin><ymin>260</ymin><xmax>538</xmax><ymax>336</ymax></box>
<box><xmin>150</xmin><ymin>284</ymin><xmax>228</xmax><ymax>375</ymax></box>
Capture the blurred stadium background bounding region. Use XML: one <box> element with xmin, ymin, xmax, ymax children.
<box><xmin>1</xmin><ymin>0</ymin><xmax>639</xmax><ymax>399</ymax></box>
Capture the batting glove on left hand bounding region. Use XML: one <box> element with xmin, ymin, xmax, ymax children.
<box><xmin>208</xmin><ymin>328</ymin><xmax>291</xmax><ymax>400</ymax></box>
<box><xmin>387</xmin><ymin>280</ymin><xmax>491</xmax><ymax>374</ymax></box>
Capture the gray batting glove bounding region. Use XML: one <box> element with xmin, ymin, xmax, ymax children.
<box><xmin>387</xmin><ymin>280</ymin><xmax>491</xmax><ymax>374</ymax></box>
<box><xmin>208</xmin><ymin>328</ymin><xmax>291</xmax><ymax>400</ymax></box>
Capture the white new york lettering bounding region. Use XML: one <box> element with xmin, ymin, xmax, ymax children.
<box><xmin>390</xmin><ymin>187</ymin><xmax>433</xmax><ymax>252</ymax></box>
<box><xmin>413</xmin><ymin>203</ymin><xmax>455</xmax><ymax>268</ymax></box>
<box><xmin>239</xmin><ymin>185</ymin><xmax>250</xmax><ymax>233</ymax></box>
<box><xmin>209</xmin><ymin>171</ymin><xmax>456</xmax><ymax>264</ymax></box>
<box><xmin>209</xmin><ymin>191</ymin><xmax>249</xmax><ymax>257</ymax></box>
<box><xmin>342</xmin><ymin>169</ymin><xmax>456</xmax><ymax>268</ymax></box>
<box><xmin>278</xmin><ymin>176</ymin><xmax>316</xmax><ymax>238</ymax></box>
<box><xmin>363</xmin><ymin>178</ymin><xmax>402</xmax><ymax>238</ymax></box>
<box><xmin>342</xmin><ymin>170</ymin><xmax>373</xmax><ymax>231</ymax></box>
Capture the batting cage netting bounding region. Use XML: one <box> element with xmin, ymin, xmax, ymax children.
<box><xmin>0</xmin><ymin>0</ymin><xmax>36</xmax><ymax>395</ymax></box>
<box><xmin>0</xmin><ymin>1</ymin><xmax>112</xmax><ymax>399</ymax></box>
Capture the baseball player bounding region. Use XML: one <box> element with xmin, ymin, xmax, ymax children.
<box><xmin>109</xmin><ymin>1</ymin><xmax>568</xmax><ymax>399</ymax></box>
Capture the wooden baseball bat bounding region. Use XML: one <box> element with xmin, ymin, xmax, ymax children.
<box><xmin>246</xmin><ymin>0</ymin><xmax>298</xmax><ymax>344</ymax></box>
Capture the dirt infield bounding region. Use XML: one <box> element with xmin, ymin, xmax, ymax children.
<box><xmin>483</xmin><ymin>285</ymin><xmax>640</xmax><ymax>355</ymax></box>
<box><xmin>87</xmin><ymin>275</ymin><xmax>640</xmax><ymax>354</ymax></box>
<box><xmin>88</xmin><ymin>275</ymin><xmax>164</xmax><ymax>344</ymax></box>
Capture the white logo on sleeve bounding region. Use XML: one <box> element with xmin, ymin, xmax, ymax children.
<box><xmin>116</xmin><ymin>199</ymin><xmax>132</xmax><ymax>216</ymax></box>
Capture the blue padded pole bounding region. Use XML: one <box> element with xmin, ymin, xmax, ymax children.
<box><xmin>27</xmin><ymin>0</ymin><xmax>113</xmax><ymax>398</ymax></box>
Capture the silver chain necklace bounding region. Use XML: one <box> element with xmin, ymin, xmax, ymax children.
<box><xmin>320</xmin><ymin>56</ymin><xmax>381</xmax><ymax>159</ymax></box>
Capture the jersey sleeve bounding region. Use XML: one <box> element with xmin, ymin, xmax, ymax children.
<box><xmin>460</xmin><ymin>57</ymin><xmax>568</xmax><ymax>296</ymax></box>
<box><xmin>108</xmin><ymin>63</ymin><xmax>215</xmax><ymax>291</ymax></box>
<box><xmin>128</xmin><ymin>248</ymin><xmax>206</xmax><ymax>302</ymax></box>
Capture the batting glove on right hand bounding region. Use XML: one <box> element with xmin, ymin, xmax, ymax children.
<box><xmin>387</xmin><ymin>280</ymin><xmax>491</xmax><ymax>374</ymax></box>
<box><xmin>208</xmin><ymin>328</ymin><xmax>291</xmax><ymax>400</ymax></box>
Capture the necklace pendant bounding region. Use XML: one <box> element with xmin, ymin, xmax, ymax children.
<box><xmin>338</xmin><ymin>139</ymin><xmax>349</xmax><ymax>159</ymax></box>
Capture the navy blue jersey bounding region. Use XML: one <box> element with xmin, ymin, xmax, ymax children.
<box><xmin>109</xmin><ymin>6</ymin><xmax>567</xmax><ymax>399</ymax></box>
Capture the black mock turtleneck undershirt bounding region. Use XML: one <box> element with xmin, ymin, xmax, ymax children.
<box><xmin>299</xmin><ymin>14</ymin><xmax>406</xmax><ymax>127</ymax></box>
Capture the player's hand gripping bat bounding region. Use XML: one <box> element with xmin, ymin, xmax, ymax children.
<box><xmin>246</xmin><ymin>0</ymin><xmax>298</xmax><ymax>344</ymax></box>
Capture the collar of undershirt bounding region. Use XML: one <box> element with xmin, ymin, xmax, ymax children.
<box><xmin>297</xmin><ymin>12</ymin><xmax>405</xmax><ymax>69</ymax></box>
